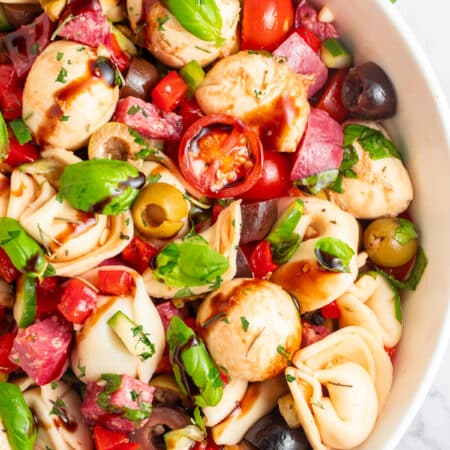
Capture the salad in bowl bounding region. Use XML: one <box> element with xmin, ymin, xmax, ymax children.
<box><xmin>0</xmin><ymin>0</ymin><xmax>429</xmax><ymax>449</ymax></box>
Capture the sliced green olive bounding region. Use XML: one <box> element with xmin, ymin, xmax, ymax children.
<box><xmin>132</xmin><ymin>182</ymin><xmax>188</xmax><ymax>238</ymax></box>
<box><xmin>88</xmin><ymin>122</ymin><xmax>163</xmax><ymax>161</ymax></box>
<box><xmin>363</xmin><ymin>217</ymin><xmax>419</xmax><ymax>267</ymax></box>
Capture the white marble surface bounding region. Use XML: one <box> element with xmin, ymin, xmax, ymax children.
<box><xmin>395</xmin><ymin>1</ymin><xmax>450</xmax><ymax>449</ymax></box>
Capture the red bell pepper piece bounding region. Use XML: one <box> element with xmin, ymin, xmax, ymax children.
<box><xmin>0</xmin><ymin>247</ymin><xmax>20</xmax><ymax>283</ymax></box>
<box><xmin>152</xmin><ymin>71</ymin><xmax>188</xmax><ymax>113</ymax></box>
<box><xmin>193</xmin><ymin>436</ymin><xmax>221</xmax><ymax>450</ymax></box>
<box><xmin>93</xmin><ymin>425</ymin><xmax>129</xmax><ymax>450</ymax></box>
<box><xmin>385</xmin><ymin>346</ymin><xmax>397</xmax><ymax>363</ymax></box>
<box><xmin>249</xmin><ymin>240</ymin><xmax>278</xmax><ymax>279</ymax></box>
<box><xmin>114</xmin><ymin>443</ymin><xmax>140</xmax><ymax>450</ymax></box>
<box><xmin>0</xmin><ymin>332</ymin><xmax>19</xmax><ymax>374</ymax></box>
<box><xmin>36</xmin><ymin>276</ymin><xmax>63</xmax><ymax>317</ymax></box>
<box><xmin>3</xmin><ymin>132</ymin><xmax>38</xmax><ymax>167</ymax></box>
<box><xmin>296</xmin><ymin>27</ymin><xmax>322</xmax><ymax>53</ymax></box>
<box><xmin>98</xmin><ymin>269</ymin><xmax>134</xmax><ymax>296</ymax></box>
<box><xmin>316</xmin><ymin>69</ymin><xmax>350</xmax><ymax>123</ymax></box>
<box><xmin>0</xmin><ymin>65</ymin><xmax>23</xmax><ymax>121</ymax></box>
<box><xmin>121</xmin><ymin>236</ymin><xmax>158</xmax><ymax>273</ymax></box>
<box><xmin>57</xmin><ymin>279</ymin><xmax>98</xmax><ymax>324</ymax></box>
<box><xmin>320</xmin><ymin>300</ymin><xmax>341</xmax><ymax>319</ymax></box>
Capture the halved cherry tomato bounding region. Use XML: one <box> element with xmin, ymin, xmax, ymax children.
<box><xmin>0</xmin><ymin>332</ymin><xmax>18</xmax><ymax>374</ymax></box>
<box><xmin>151</xmin><ymin>71</ymin><xmax>188</xmax><ymax>113</ymax></box>
<box><xmin>321</xmin><ymin>300</ymin><xmax>341</xmax><ymax>319</ymax></box>
<box><xmin>0</xmin><ymin>247</ymin><xmax>19</xmax><ymax>283</ymax></box>
<box><xmin>57</xmin><ymin>279</ymin><xmax>98</xmax><ymax>324</ymax></box>
<box><xmin>93</xmin><ymin>425</ymin><xmax>129</xmax><ymax>450</ymax></box>
<box><xmin>241</xmin><ymin>0</ymin><xmax>294</xmax><ymax>52</ymax></box>
<box><xmin>179</xmin><ymin>114</ymin><xmax>263</xmax><ymax>198</ymax></box>
<box><xmin>36</xmin><ymin>276</ymin><xmax>63</xmax><ymax>317</ymax></box>
<box><xmin>98</xmin><ymin>269</ymin><xmax>134</xmax><ymax>296</ymax></box>
<box><xmin>121</xmin><ymin>236</ymin><xmax>158</xmax><ymax>273</ymax></box>
<box><xmin>296</xmin><ymin>27</ymin><xmax>322</xmax><ymax>53</ymax></box>
<box><xmin>4</xmin><ymin>132</ymin><xmax>38</xmax><ymax>167</ymax></box>
<box><xmin>316</xmin><ymin>69</ymin><xmax>350</xmax><ymax>123</ymax></box>
<box><xmin>240</xmin><ymin>150</ymin><xmax>291</xmax><ymax>202</ymax></box>
<box><xmin>177</xmin><ymin>97</ymin><xmax>204</xmax><ymax>132</ymax></box>
<box><xmin>249</xmin><ymin>240</ymin><xmax>278</xmax><ymax>278</ymax></box>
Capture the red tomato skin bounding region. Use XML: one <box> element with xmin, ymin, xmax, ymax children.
<box><xmin>36</xmin><ymin>276</ymin><xmax>63</xmax><ymax>317</ymax></box>
<box><xmin>98</xmin><ymin>270</ymin><xmax>134</xmax><ymax>296</ymax></box>
<box><xmin>193</xmin><ymin>436</ymin><xmax>221</xmax><ymax>450</ymax></box>
<box><xmin>240</xmin><ymin>150</ymin><xmax>291</xmax><ymax>202</ymax></box>
<box><xmin>4</xmin><ymin>133</ymin><xmax>39</xmax><ymax>167</ymax></box>
<box><xmin>58</xmin><ymin>279</ymin><xmax>98</xmax><ymax>324</ymax></box>
<box><xmin>385</xmin><ymin>346</ymin><xmax>397</xmax><ymax>363</ymax></box>
<box><xmin>295</xmin><ymin>28</ymin><xmax>322</xmax><ymax>53</ymax></box>
<box><xmin>0</xmin><ymin>248</ymin><xmax>19</xmax><ymax>283</ymax></box>
<box><xmin>93</xmin><ymin>425</ymin><xmax>129</xmax><ymax>450</ymax></box>
<box><xmin>249</xmin><ymin>240</ymin><xmax>278</xmax><ymax>279</ymax></box>
<box><xmin>109</xmin><ymin>33</ymin><xmax>130</xmax><ymax>72</ymax></box>
<box><xmin>151</xmin><ymin>71</ymin><xmax>188</xmax><ymax>113</ymax></box>
<box><xmin>113</xmin><ymin>444</ymin><xmax>140</xmax><ymax>450</ymax></box>
<box><xmin>321</xmin><ymin>301</ymin><xmax>341</xmax><ymax>319</ymax></box>
<box><xmin>0</xmin><ymin>65</ymin><xmax>23</xmax><ymax>121</ymax></box>
<box><xmin>316</xmin><ymin>69</ymin><xmax>350</xmax><ymax>123</ymax></box>
<box><xmin>241</xmin><ymin>0</ymin><xmax>294</xmax><ymax>52</ymax></box>
<box><xmin>177</xmin><ymin>97</ymin><xmax>204</xmax><ymax>132</ymax></box>
<box><xmin>121</xmin><ymin>236</ymin><xmax>158</xmax><ymax>273</ymax></box>
<box><xmin>179</xmin><ymin>114</ymin><xmax>263</xmax><ymax>198</ymax></box>
<box><xmin>0</xmin><ymin>332</ymin><xmax>19</xmax><ymax>374</ymax></box>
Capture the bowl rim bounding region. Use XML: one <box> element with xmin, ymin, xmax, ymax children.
<box><xmin>371</xmin><ymin>1</ymin><xmax>450</xmax><ymax>448</ymax></box>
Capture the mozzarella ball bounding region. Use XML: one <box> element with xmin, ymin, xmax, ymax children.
<box><xmin>197</xmin><ymin>278</ymin><xmax>302</xmax><ymax>382</ymax></box>
<box><xmin>144</xmin><ymin>0</ymin><xmax>240</xmax><ymax>68</ymax></box>
<box><xmin>23</xmin><ymin>41</ymin><xmax>119</xmax><ymax>150</ymax></box>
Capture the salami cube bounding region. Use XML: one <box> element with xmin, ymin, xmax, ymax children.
<box><xmin>295</xmin><ymin>2</ymin><xmax>339</xmax><ymax>41</ymax></box>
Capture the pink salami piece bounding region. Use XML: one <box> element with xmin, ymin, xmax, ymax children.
<box><xmin>113</xmin><ymin>96</ymin><xmax>183</xmax><ymax>142</ymax></box>
<box><xmin>82</xmin><ymin>374</ymin><xmax>155</xmax><ymax>432</ymax></box>
<box><xmin>295</xmin><ymin>1</ymin><xmax>339</xmax><ymax>41</ymax></box>
<box><xmin>273</xmin><ymin>32</ymin><xmax>328</xmax><ymax>97</ymax></box>
<box><xmin>301</xmin><ymin>321</ymin><xmax>331</xmax><ymax>348</ymax></box>
<box><xmin>156</xmin><ymin>302</ymin><xmax>188</xmax><ymax>331</ymax></box>
<box><xmin>290</xmin><ymin>108</ymin><xmax>343</xmax><ymax>180</ymax></box>
<box><xmin>9</xmin><ymin>315</ymin><xmax>72</xmax><ymax>385</ymax></box>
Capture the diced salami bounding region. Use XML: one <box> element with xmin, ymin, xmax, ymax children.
<box><xmin>113</xmin><ymin>96</ymin><xmax>183</xmax><ymax>142</ymax></box>
<box><xmin>274</xmin><ymin>32</ymin><xmax>327</xmax><ymax>97</ymax></box>
<box><xmin>295</xmin><ymin>1</ymin><xmax>339</xmax><ymax>41</ymax></box>
<box><xmin>9</xmin><ymin>315</ymin><xmax>72</xmax><ymax>385</ymax></box>
<box><xmin>82</xmin><ymin>374</ymin><xmax>155</xmax><ymax>432</ymax></box>
<box><xmin>1</xmin><ymin>13</ymin><xmax>54</xmax><ymax>78</ymax></box>
<box><xmin>156</xmin><ymin>302</ymin><xmax>187</xmax><ymax>332</ymax></box>
<box><xmin>301</xmin><ymin>321</ymin><xmax>331</xmax><ymax>348</ymax></box>
<box><xmin>290</xmin><ymin>107</ymin><xmax>343</xmax><ymax>180</ymax></box>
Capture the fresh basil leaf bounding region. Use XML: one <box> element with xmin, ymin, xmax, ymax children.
<box><xmin>0</xmin><ymin>218</ymin><xmax>46</xmax><ymax>278</ymax></box>
<box><xmin>298</xmin><ymin>169</ymin><xmax>339</xmax><ymax>195</ymax></box>
<box><xmin>343</xmin><ymin>124</ymin><xmax>401</xmax><ymax>160</ymax></box>
<box><xmin>0</xmin><ymin>111</ymin><xmax>9</xmax><ymax>160</ymax></box>
<box><xmin>154</xmin><ymin>235</ymin><xmax>229</xmax><ymax>288</ymax></box>
<box><xmin>166</xmin><ymin>0</ymin><xmax>224</xmax><ymax>45</ymax></box>
<box><xmin>167</xmin><ymin>316</ymin><xmax>223</xmax><ymax>408</ymax></box>
<box><xmin>377</xmin><ymin>246</ymin><xmax>427</xmax><ymax>290</ymax></box>
<box><xmin>314</xmin><ymin>237</ymin><xmax>355</xmax><ymax>273</ymax></box>
<box><xmin>270</xmin><ymin>234</ymin><xmax>301</xmax><ymax>265</ymax></box>
<box><xmin>59</xmin><ymin>159</ymin><xmax>146</xmax><ymax>215</ymax></box>
<box><xmin>393</xmin><ymin>218</ymin><xmax>418</xmax><ymax>245</ymax></box>
<box><xmin>340</xmin><ymin>145</ymin><xmax>359</xmax><ymax>172</ymax></box>
<box><xmin>329</xmin><ymin>173</ymin><xmax>344</xmax><ymax>193</ymax></box>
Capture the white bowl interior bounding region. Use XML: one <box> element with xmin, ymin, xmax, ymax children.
<box><xmin>311</xmin><ymin>0</ymin><xmax>450</xmax><ymax>448</ymax></box>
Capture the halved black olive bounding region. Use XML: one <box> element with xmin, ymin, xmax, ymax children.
<box><xmin>93</xmin><ymin>57</ymin><xmax>116</xmax><ymax>87</ymax></box>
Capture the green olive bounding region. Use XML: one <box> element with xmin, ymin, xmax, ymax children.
<box><xmin>132</xmin><ymin>182</ymin><xmax>188</xmax><ymax>238</ymax></box>
<box><xmin>363</xmin><ymin>217</ymin><xmax>419</xmax><ymax>267</ymax></box>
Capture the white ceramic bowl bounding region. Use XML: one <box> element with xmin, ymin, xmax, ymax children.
<box><xmin>312</xmin><ymin>0</ymin><xmax>450</xmax><ymax>448</ymax></box>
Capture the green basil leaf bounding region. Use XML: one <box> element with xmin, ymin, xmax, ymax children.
<box><xmin>343</xmin><ymin>124</ymin><xmax>401</xmax><ymax>160</ymax></box>
<box><xmin>167</xmin><ymin>316</ymin><xmax>223</xmax><ymax>407</ymax></box>
<box><xmin>154</xmin><ymin>235</ymin><xmax>229</xmax><ymax>288</ymax></box>
<box><xmin>270</xmin><ymin>234</ymin><xmax>301</xmax><ymax>265</ymax></box>
<box><xmin>0</xmin><ymin>218</ymin><xmax>46</xmax><ymax>278</ymax></box>
<box><xmin>0</xmin><ymin>110</ymin><xmax>9</xmax><ymax>160</ymax></box>
<box><xmin>97</xmin><ymin>373</ymin><xmax>122</xmax><ymax>411</ymax></box>
<box><xmin>298</xmin><ymin>169</ymin><xmax>339</xmax><ymax>195</ymax></box>
<box><xmin>340</xmin><ymin>145</ymin><xmax>359</xmax><ymax>172</ymax></box>
<box><xmin>314</xmin><ymin>237</ymin><xmax>355</xmax><ymax>273</ymax></box>
<box><xmin>393</xmin><ymin>218</ymin><xmax>419</xmax><ymax>245</ymax></box>
<box><xmin>329</xmin><ymin>173</ymin><xmax>344</xmax><ymax>193</ymax></box>
<box><xmin>377</xmin><ymin>246</ymin><xmax>427</xmax><ymax>291</ymax></box>
<box><xmin>59</xmin><ymin>159</ymin><xmax>145</xmax><ymax>215</ymax></box>
<box><xmin>166</xmin><ymin>0</ymin><xmax>224</xmax><ymax>45</ymax></box>
<box><xmin>0</xmin><ymin>382</ymin><xmax>37</xmax><ymax>450</ymax></box>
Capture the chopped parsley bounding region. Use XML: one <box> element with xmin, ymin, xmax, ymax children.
<box><xmin>56</xmin><ymin>51</ymin><xmax>64</xmax><ymax>62</ymax></box>
<box><xmin>240</xmin><ymin>316</ymin><xmax>250</xmax><ymax>332</ymax></box>
<box><xmin>157</xmin><ymin>14</ymin><xmax>170</xmax><ymax>32</ymax></box>
<box><xmin>55</xmin><ymin>67</ymin><xmax>68</xmax><ymax>84</ymax></box>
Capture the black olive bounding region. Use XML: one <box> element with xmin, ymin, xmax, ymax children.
<box><xmin>302</xmin><ymin>310</ymin><xmax>325</xmax><ymax>326</ymax></box>
<box><xmin>245</xmin><ymin>410</ymin><xmax>312</xmax><ymax>450</ymax></box>
<box><xmin>342</xmin><ymin>62</ymin><xmax>397</xmax><ymax>119</ymax></box>
<box><xmin>93</xmin><ymin>57</ymin><xmax>116</xmax><ymax>87</ymax></box>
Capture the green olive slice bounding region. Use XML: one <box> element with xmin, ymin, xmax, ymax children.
<box><xmin>132</xmin><ymin>182</ymin><xmax>188</xmax><ymax>238</ymax></box>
